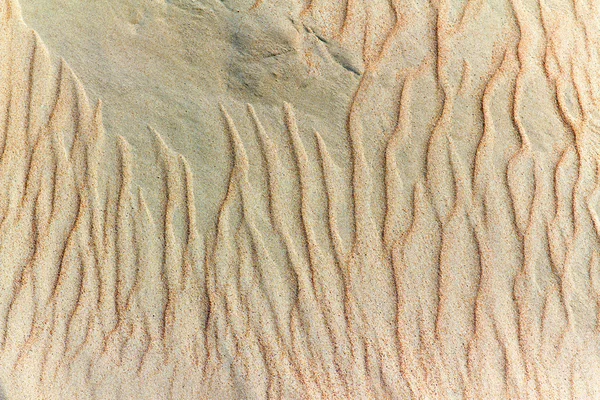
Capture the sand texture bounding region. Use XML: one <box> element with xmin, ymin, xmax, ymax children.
<box><xmin>1</xmin><ymin>0</ymin><xmax>600</xmax><ymax>398</ymax></box>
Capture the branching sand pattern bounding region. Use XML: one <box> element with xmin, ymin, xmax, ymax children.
<box><xmin>3</xmin><ymin>0</ymin><xmax>600</xmax><ymax>398</ymax></box>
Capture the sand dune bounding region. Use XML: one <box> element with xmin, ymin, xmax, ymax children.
<box><xmin>2</xmin><ymin>0</ymin><xmax>600</xmax><ymax>398</ymax></box>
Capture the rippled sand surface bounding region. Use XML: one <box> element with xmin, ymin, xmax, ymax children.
<box><xmin>1</xmin><ymin>0</ymin><xmax>600</xmax><ymax>397</ymax></box>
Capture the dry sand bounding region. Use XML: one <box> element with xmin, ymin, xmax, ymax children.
<box><xmin>0</xmin><ymin>0</ymin><xmax>600</xmax><ymax>398</ymax></box>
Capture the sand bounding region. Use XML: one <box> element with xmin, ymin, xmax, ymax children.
<box><xmin>0</xmin><ymin>0</ymin><xmax>599</xmax><ymax>398</ymax></box>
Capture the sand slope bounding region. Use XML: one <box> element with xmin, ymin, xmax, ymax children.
<box><xmin>2</xmin><ymin>0</ymin><xmax>600</xmax><ymax>398</ymax></box>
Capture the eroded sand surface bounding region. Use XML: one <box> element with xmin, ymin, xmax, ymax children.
<box><xmin>2</xmin><ymin>0</ymin><xmax>600</xmax><ymax>398</ymax></box>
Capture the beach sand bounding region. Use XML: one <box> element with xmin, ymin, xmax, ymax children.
<box><xmin>0</xmin><ymin>0</ymin><xmax>599</xmax><ymax>397</ymax></box>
